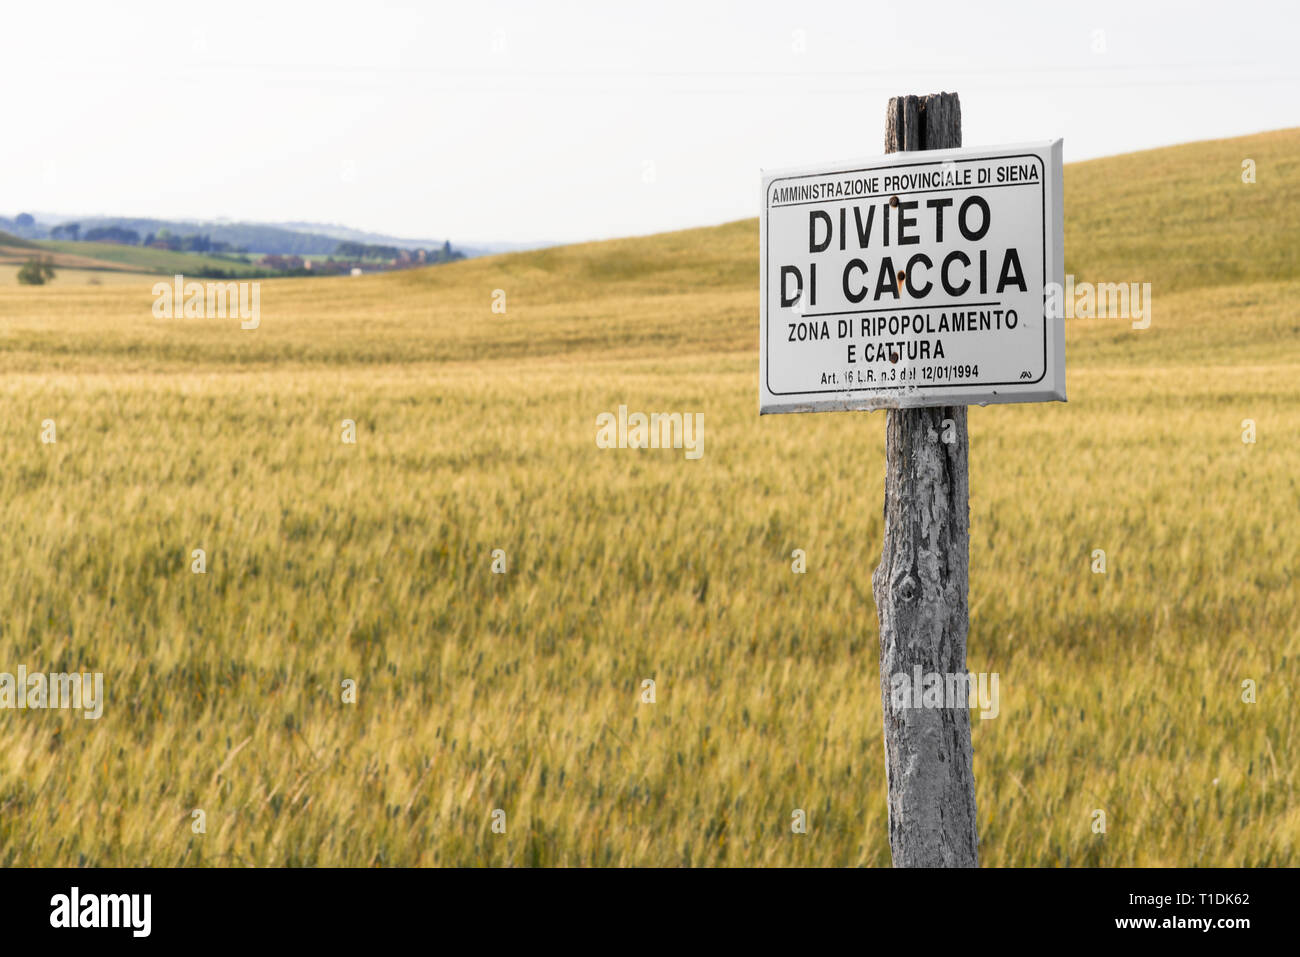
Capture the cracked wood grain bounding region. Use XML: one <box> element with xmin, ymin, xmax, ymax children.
<box><xmin>872</xmin><ymin>92</ymin><xmax>979</xmax><ymax>868</ymax></box>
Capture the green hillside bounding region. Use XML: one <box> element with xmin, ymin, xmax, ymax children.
<box><xmin>0</xmin><ymin>229</ymin><xmax>42</xmax><ymax>250</ymax></box>
<box><xmin>37</xmin><ymin>239</ymin><xmax>264</xmax><ymax>276</ymax></box>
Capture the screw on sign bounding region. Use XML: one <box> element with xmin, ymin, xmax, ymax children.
<box><xmin>758</xmin><ymin>92</ymin><xmax>1066</xmax><ymax>866</ymax></box>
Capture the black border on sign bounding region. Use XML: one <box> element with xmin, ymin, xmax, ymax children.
<box><xmin>764</xmin><ymin>152</ymin><xmax>1047</xmax><ymax>398</ymax></box>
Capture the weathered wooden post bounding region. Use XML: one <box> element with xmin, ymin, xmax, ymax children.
<box><xmin>871</xmin><ymin>91</ymin><xmax>978</xmax><ymax>867</ymax></box>
<box><xmin>759</xmin><ymin>90</ymin><xmax>1064</xmax><ymax>869</ymax></box>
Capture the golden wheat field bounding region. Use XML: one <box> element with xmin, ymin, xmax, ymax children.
<box><xmin>0</xmin><ymin>129</ymin><xmax>1297</xmax><ymax>866</ymax></box>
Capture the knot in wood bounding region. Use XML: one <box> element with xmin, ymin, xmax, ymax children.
<box><xmin>896</xmin><ymin>575</ymin><xmax>919</xmax><ymax>603</ymax></box>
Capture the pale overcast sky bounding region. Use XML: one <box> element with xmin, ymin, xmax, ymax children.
<box><xmin>3</xmin><ymin>0</ymin><xmax>1296</xmax><ymax>244</ymax></box>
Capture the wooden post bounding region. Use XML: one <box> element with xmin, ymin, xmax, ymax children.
<box><xmin>871</xmin><ymin>92</ymin><xmax>979</xmax><ymax>867</ymax></box>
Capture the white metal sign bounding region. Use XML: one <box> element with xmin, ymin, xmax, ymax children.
<box><xmin>760</xmin><ymin>140</ymin><xmax>1064</xmax><ymax>413</ymax></box>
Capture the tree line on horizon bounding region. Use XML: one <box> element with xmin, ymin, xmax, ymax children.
<box><xmin>0</xmin><ymin>213</ymin><xmax>463</xmax><ymax>262</ymax></box>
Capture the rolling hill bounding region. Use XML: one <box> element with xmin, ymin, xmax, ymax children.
<box><xmin>37</xmin><ymin>239</ymin><xmax>264</xmax><ymax>277</ymax></box>
<box><xmin>0</xmin><ymin>229</ymin><xmax>40</xmax><ymax>250</ymax></box>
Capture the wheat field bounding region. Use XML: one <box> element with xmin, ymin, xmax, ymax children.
<box><xmin>0</xmin><ymin>129</ymin><xmax>1296</xmax><ymax>866</ymax></box>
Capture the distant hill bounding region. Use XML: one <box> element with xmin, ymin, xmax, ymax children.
<box><xmin>70</xmin><ymin>218</ymin><xmax>353</xmax><ymax>257</ymax></box>
<box><xmin>0</xmin><ymin>213</ymin><xmax>347</xmax><ymax>255</ymax></box>
<box><xmin>0</xmin><ymin>213</ymin><xmax>548</xmax><ymax>260</ymax></box>
<box><xmin>37</xmin><ymin>239</ymin><xmax>264</xmax><ymax>276</ymax></box>
<box><xmin>0</xmin><ymin>229</ymin><xmax>40</xmax><ymax>250</ymax></box>
<box><xmin>274</xmin><ymin>221</ymin><xmax>450</xmax><ymax>251</ymax></box>
<box><xmin>274</xmin><ymin>222</ymin><xmax>556</xmax><ymax>258</ymax></box>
